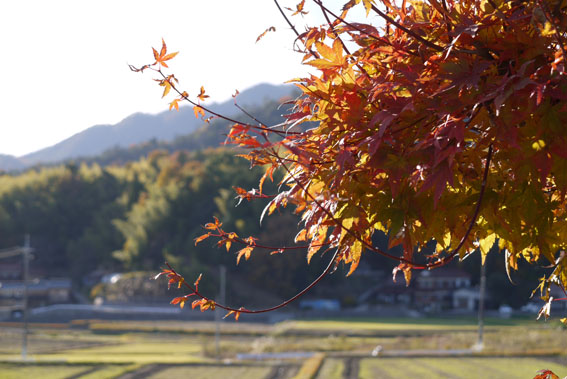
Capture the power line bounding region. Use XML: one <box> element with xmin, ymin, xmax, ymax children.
<box><xmin>0</xmin><ymin>246</ymin><xmax>35</xmax><ymax>260</ymax></box>
<box><xmin>0</xmin><ymin>248</ymin><xmax>23</xmax><ymax>259</ymax></box>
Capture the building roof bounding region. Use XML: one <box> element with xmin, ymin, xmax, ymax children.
<box><xmin>0</xmin><ymin>278</ymin><xmax>71</xmax><ymax>290</ymax></box>
<box><xmin>418</xmin><ymin>267</ymin><xmax>471</xmax><ymax>279</ymax></box>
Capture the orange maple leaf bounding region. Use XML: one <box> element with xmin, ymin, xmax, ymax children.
<box><xmin>197</xmin><ymin>86</ymin><xmax>209</xmax><ymax>101</ymax></box>
<box><xmin>193</xmin><ymin>105</ymin><xmax>205</xmax><ymax>118</ymax></box>
<box><xmin>169</xmin><ymin>98</ymin><xmax>180</xmax><ymax>111</ymax></box>
<box><xmin>534</xmin><ymin>369</ymin><xmax>559</xmax><ymax>379</ymax></box>
<box><xmin>152</xmin><ymin>38</ymin><xmax>178</xmax><ymax>68</ymax></box>
<box><xmin>236</xmin><ymin>246</ymin><xmax>254</xmax><ymax>265</ymax></box>
<box><xmin>194</xmin><ymin>233</ymin><xmax>210</xmax><ymax>245</ymax></box>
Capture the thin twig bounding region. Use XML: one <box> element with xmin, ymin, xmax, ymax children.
<box><xmin>168</xmin><ymin>248</ymin><xmax>339</xmax><ymax>314</ymax></box>
<box><xmin>273</xmin><ymin>0</ymin><xmax>320</xmax><ymax>59</ymax></box>
<box><xmin>371</xmin><ymin>4</ymin><xmax>444</xmax><ymax>52</ymax></box>
<box><xmin>155</xmin><ymin>70</ymin><xmax>302</xmax><ymax>137</ymax></box>
<box><xmin>314</xmin><ymin>0</ymin><xmax>373</xmax><ymax>81</ymax></box>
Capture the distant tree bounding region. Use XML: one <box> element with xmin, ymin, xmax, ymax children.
<box><xmin>133</xmin><ymin>0</ymin><xmax>567</xmax><ymax>324</ymax></box>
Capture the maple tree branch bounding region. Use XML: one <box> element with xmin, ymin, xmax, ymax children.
<box><xmin>206</xmin><ymin>230</ymin><xmax>329</xmax><ymax>252</ymax></box>
<box><xmin>310</xmin><ymin>0</ymin><xmax>382</xmax><ymax>43</ymax></box>
<box><xmin>154</xmin><ymin>70</ymin><xmax>303</xmax><ymax>137</ymax></box>
<box><xmin>274</xmin><ymin>153</ymin><xmax>416</xmax><ymax>265</ymax></box>
<box><xmin>309</xmin><ymin>0</ymin><xmax>416</xmax><ymax>58</ymax></box>
<box><xmin>264</xmin><ymin>146</ymin><xmax>334</xmax><ymax>166</ymax></box>
<box><xmin>273</xmin><ymin>0</ymin><xmax>320</xmax><ymax>59</ymax></box>
<box><xmin>314</xmin><ymin>0</ymin><xmax>374</xmax><ymax>81</ymax></box>
<box><xmin>430</xmin><ymin>144</ymin><xmax>494</xmax><ymax>267</ymax></box>
<box><xmin>439</xmin><ymin>0</ymin><xmax>453</xmax><ymax>34</ymax></box>
<box><xmin>538</xmin><ymin>0</ymin><xmax>567</xmax><ymax>68</ymax></box>
<box><xmin>369</xmin><ymin>4</ymin><xmax>478</xmax><ymax>56</ymax></box>
<box><xmin>370</xmin><ymin>4</ymin><xmax>444</xmax><ymax>52</ymax></box>
<box><xmin>275</xmin><ymin>143</ymin><xmax>493</xmax><ymax>270</ymax></box>
<box><xmin>234</xmin><ymin>102</ymin><xmax>268</xmax><ymax>127</ymax></box>
<box><xmin>485</xmin><ymin>0</ymin><xmax>510</xmax><ymax>26</ymax></box>
<box><xmin>169</xmin><ymin>248</ymin><xmax>339</xmax><ymax>314</ymax></box>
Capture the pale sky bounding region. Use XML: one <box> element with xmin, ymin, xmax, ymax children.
<box><xmin>0</xmin><ymin>0</ymin><xmax>368</xmax><ymax>157</ymax></box>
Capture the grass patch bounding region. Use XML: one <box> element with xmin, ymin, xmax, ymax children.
<box><xmin>0</xmin><ymin>363</ymin><xmax>93</xmax><ymax>379</ymax></box>
<box><xmin>60</xmin><ymin>341</ymin><xmax>202</xmax><ymax>355</ymax></box>
<box><xmin>0</xmin><ymin>363</ymin><xmax>141</xmax><ymax>379</ymax></box>
<box><xmin>293</xmin><ymin>353</ymin><xmax>325</xmax><ymax>379</ymax></box>
<box><xmin>315</xmin><ymin>358</ymin><xmax>344</xmax><ymax>379</ymax></box>
<box><xmin>147</xmin><ymin>365</ymin><xmax>272</xmax><ymax>379</ymax></box>
<box><xmin>359</xmin><ymin>357</ymin><xmax>567</xmax><ymax>379</ymax></box>
<box><xmin>284</xmin><ymin>317</ymin><xmax>539</xmax><ymax>333</ymax></box>
<box><xmin>29</xmin><ymin>353</ymin><xmax>208</xmax><ymax>364</ymax></box>
<box><xmin>88</xmin><ymin>320</ymin><xmax>271</xmax><ymax>336</ymax></box>
<box><xmin>80</xmin><ymin>364</ymin><xmax>140</xmax><ymax>379</ymax></box>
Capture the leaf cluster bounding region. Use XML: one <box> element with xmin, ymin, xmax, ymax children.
<box><xmin>133</xmin><ymin>0</ymin><xmax>567</xmax><ymax>321</ymax></box>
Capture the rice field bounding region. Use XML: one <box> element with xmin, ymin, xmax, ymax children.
<box><xmin>147</xmin><ymin>365</ymin><xmax>274</xmax><ymax>379</ymax></box>
<box><xmin>0</xmin><ymin>318</ymin><xmax>564</xmax><ymax>378</ymax></box>
<box><xmin>358</xmin><ymin>357</ymin><xmax>567</xmax><ymax>379</ymax></box>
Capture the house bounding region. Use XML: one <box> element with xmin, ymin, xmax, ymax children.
<box><xmin>0</xmin><ymin>262</ymin><xmax>22</xmax><ymax>280</ymax></box>
<box><xmin>0</xmin><ymin>278</ymin><xmax>72</xmax><ymax>307</ymax></box>
<box><xmin>414</xmin><ymin>268</ymin><xmax>473</xmax><ymax>312</ymax></box>
<box><xmin>299</xmin><ymin>299</ymin><xmax>341</xmax><ymax>311</ymax></box>
<box><xmin>364</xmin><ymin>280</ymin><xmax>413</xmax><ymax>306</ymax></box>
<box><xmin>453</xmin><ymin>287</ymin><xmax>481</xmax><ymax>311</ymax></box>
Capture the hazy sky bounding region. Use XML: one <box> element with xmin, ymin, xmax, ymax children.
<box><xmin>0</xmin><ymin>0</ymin><xmax>367</xmax><ymax>157</ymax></box>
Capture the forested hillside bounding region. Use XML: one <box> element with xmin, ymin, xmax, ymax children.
<box><xmin>0</xmin><ymin>100</ymin><xmax>338</xmax><ymax>305</ymax></box>
<box><xmin>0</xmin><ymin>98</ymin><xmax>540</xmax><ymax>308</ymax></box>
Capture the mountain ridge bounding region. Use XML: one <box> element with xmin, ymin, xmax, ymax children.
<box><xmin>2</xmin><ymin>83</ymin><xmax>293</xmax><ymax>172</ymax></box>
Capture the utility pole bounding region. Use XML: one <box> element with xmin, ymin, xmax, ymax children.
<box><xmin>214</xmin><ymin>265</ymin><xmax>226</xmax><ymax>359</ymax></box>
<box><xmin>22</xmin><ymin>234</ymin><xmax>31</xmax><ymax>361</ymax></box>
<box><xmin>476</xmin><ymin>258</ymin><xmax>486</xmax><ymax>351</ymax></box>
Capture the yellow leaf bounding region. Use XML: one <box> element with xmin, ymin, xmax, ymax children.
<box><xmin>362</xmin><ymin>0</ymin><xmax>374</xmax><ymax>16</ymax></box>
<box><xmin>443</xmin><ymin>231</ymin><xmax>451</xmax><ymax>248</ymax></box>
<box><xmin>295</xmin><ymin>228</ymin><xmax>307</xmax><ymax>242</ymax></box>
<box><xmin>342</xmin><ymin>217</ymin><xmax>355</xmax><ymax>230</ymax></box>
<box><xmin>305</xmin><ymin>58</ymin><xmax>341</xmax><ymax>69</ymax></box>
<box><xmin>169</xmin><ymin>99</ymin><xmax>180</xmax><ymax>111</ymax></box>
<box><xmin>236</xmin><ymin>246</ymin><xmax>253</xmax><ymax>264</ymax></box>
<box><xmin>307</xmin><ymin>226</ymin><xmax>328</xmax><ymax>264</ymax></box>
<box><xmin>479</xmin><ymin>233</ymin><xmax>496</xmax><ymax>264</ymax></box>
<box><xmin>346</xmin><ymin>240</ymin><xmax>363</xmax><ymax>276</ymax></box>
<box><xmin>403</xmin><ymin>268</ymin><xmax>412</xmax><ymax>286</ymax></box>
<box><xmin>339</xmin><ymin>217</ymin><xmax>356</xmax><ymax>245</ymax></box>
<box><xmin>532</xmin><ymin>139</ymin><xmax>546</xmax><ymax>151</ymax></box>
<box><xmin>161</xmin><ymin>81</ymin><xmax>171</xmax><ymax>98</ymax></box>
<box><xmin>373</xmin><ymin>221</ymin><xmax>386</xmax><ymax>232</ymax></box>
<box><xmin>540</xmin><ymin>21</ymin><xmax>556</xmax><ymax>37</ymax></box>
<box><xmin>193</xmin><ymin>105</ymin><xmax>205</xmax><ymax>118</ymax></box>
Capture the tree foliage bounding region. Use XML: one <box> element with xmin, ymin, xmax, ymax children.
<box><xmin>133</xmin><ymin>0</ymin><xmax>567</xmax><ymax>324</ymax></box>
<box><xmin>1</xmin><ymin>145</ymin><xmax>336</xmax><ymax>304</ymax></box>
